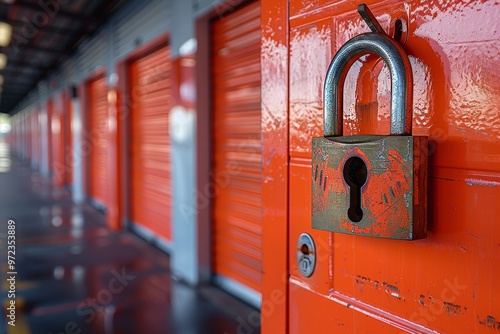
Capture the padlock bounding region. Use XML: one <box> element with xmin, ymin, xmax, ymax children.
<box><xmin>311</xmin><ymin>20</ymin><xmax>428</xmax><ymax>240</ymax></box>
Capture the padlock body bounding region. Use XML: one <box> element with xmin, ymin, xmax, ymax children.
<box><xmin>311</xmin><ymin>135</ymin><xmax>427</xmax><ymax>240</ymax></box>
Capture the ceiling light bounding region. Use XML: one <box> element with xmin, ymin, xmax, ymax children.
<box><xmin>0</xmin><ymin>54</ymin><xmax>7</xmax><ymax>69</ymax></box>
<box><xmin>0</xmin><ymin>22</ymin><xmax>12</xmax><ymax>46</ymax></box>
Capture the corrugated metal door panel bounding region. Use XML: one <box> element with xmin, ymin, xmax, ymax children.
<box><xmin>51</xmin><ymin>110</ymin><xmax>62</xmax><ymax>182</ymax></box>
<box><xmin>129</xmin><ymin>44</ymin><xmax>173</xmax><ymax>241</ymax></box>
<box><xmin>30</xmin><ymin>113</ymin><xmax>34</xmax><ymax>164</ymax></box>
<box><xmin>36</xmin><ymin>109</ymin><xmax>41</xmax><ymax>167</ymax></box>
<box><xmin>46</xmin><ymin>100</ymin><xmax>53</xmax><ymax>173</ymax></box>
<box><xmin>64</xmin><ymin>92</ymin><xmax>73</xmax><ymax>185</ymax></box>
<box><xmin>88</xmin><ymin>75</ymin><xmax>109</xmax><ymax>207</ymax></box>
<box><xmin>32</xmin><ymin>110</ymin><xmax>38</xmax><ymax>166</ymax></box>
<box><xmin>27</xmin><ymin>113</ymin><xmax>32</xmax><ymax>160</ymax></box>
<box><xmin>211</xmin><ymin>1</ymin><xmax>262</xmax><ymax>294</ymax></box>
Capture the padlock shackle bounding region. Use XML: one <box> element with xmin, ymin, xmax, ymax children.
<box><xmin>324</xmin><ymin>33</ymin><xmax>413</xmax><ymax>136</ymax></box>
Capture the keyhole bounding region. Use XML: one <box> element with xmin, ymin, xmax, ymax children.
<box><xmin>301</xmin><ymin>244</ymin><xmax>310</xmax><ymax>255</ymax></box>
<box><xmin>343</xmin><ymin>157</ymin><xmax>368</xmax><ymax>222</ymax></box>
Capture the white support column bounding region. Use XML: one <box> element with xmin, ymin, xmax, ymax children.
<box><xmin>170</xmin><ymin>105</ymin><xmax>197</xmax><ymax>285</ymax></box>
<box><xmin>72</xmin><ymin>89</ymin><xmax>85</xmax><ymax>204</ymax></box>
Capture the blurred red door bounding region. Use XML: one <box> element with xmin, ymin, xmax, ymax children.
<box><xmin>211</xmin><ymin>0</ymin><xmax>263</xmax><ymax>301</ymax></box>
<box><xmin>128</xmin><ymin>43</ymin><xmax>173</xmax><ymax>241</ymax></box>
<box><xmin>63</xmin><ymin>90</ymin><xmax>73</xmax><ymax>186</ymax></box>
<box><xmin>88</xmin><ymin>75</ymin><xmax>109</xmax><ymax>208</ymax></box>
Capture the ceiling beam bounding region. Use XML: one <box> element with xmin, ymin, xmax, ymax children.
<box><xmin>1</xmin><ymin>43</ymin><xmax>69</xmax><ymax>56</ymax></box>
<box><xmin>8</xmin><ymin>1</ymin><xmax>97</xmax><ymax>25</ymax></box>
<box><xmin>1</xmin><ymin>94</ymin><xmax>24</xmax><ymax>98</ymax></box>
<box><xmin>3</xmin><ymin>84</ymin><xmax>30</xmax><ymax>91</ymax></box>
<box><xmin>3</xmin><ymin>18</ymin><xmax>81</xmax><ymax>36</ymax></box>
<box><xmin>2</xmin><ymin>58</ymin><xmax>50</xmax><ymax>69</ymax></box>
<box><xmin>2</xmin><ymin>63</ymin><xmax>45</xmax><ymax>73</ymax></box>
<box><xmin>0</xmin><ymin>100</ymin><xmax>24</xmax><ymax>106</ymax></box>
<box><xmin>2</xmin><ymin>97</ymin><xmax>21</xmax><ymax>104</ymax></box>
<box><xmin>1</xmin><ymin>90</ymin><xmax>26</xmax><ymax>95</ymax></box>
<box><xmin>1</xmin><ymin>98</ymin><xmax>24</xmax><ymax>103</ymax></box>
<box><xmin>1</xmin><ymin>66</ymin><xmax>40</xmax><ymax>74</ymax></box>
<box><xmin>8</xmin><ymin>0</ymin><xmax>126</xmax><ymax>114</ymax></box>
<box><xmin>0</xmin><ymin>67</ymin><xmax>41</xmax><ymax>75</ymax></box>
<box><xmin>1</xmin><ymin>75</ymin><xmax>39</xmax><ymax>84</ymax></box>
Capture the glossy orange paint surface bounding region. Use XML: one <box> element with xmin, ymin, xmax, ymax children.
<box><xmin>211</xmin><ymin>0</ymin><xmax>263</xmax><ymax>294</ymax></box>
<box><xmin>262</xmin><ymin>0</ymin><xmax>500</xmax><ymax>332</ymax></box>
<box><xmin>261</xmin><ymin>0</ymin><xmax>289</xmax><ymax>332</ymax></box>
<box><xmin>128</xmin><ymin>44</ymin><xmax>173</xmax><ymax>241</ymax></box>
<box><xmin>88</xmin><ymin>75</ymin><xmax>109</xmax><ymax>207</ymax></box>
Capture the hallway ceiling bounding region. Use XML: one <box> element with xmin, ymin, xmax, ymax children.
<box><xmin>0</xmin><ymin>0</ymin><xmax>127</xmax><ymax>114</ymax></box>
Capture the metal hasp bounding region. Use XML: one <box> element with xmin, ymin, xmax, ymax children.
<box><xmin>311</xmin><ymin>3</ymin><xmax>428</xmax><ymax>240</ymax></box>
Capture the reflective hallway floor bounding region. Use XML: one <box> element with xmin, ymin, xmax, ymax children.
<box><xmin>0</xmin><ymin>142</ymin><xmax>260</xmax><ymax>334</ymax></box>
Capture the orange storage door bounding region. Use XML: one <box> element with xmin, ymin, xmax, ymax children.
<box><xmin>211</xmin><ymin>1</ymin><xmax>263</xmax><ymax>296</ymax></box>
<box><xmin>284</xmin><ymin>1</ymin><xmax>500</xmax><ymax>333</ymax></box>
<box><xmin>31</xmin><ymin>109</ymin><xmax>40</xmax><ymax>166</ymax></box>
<box><xmin>88</xmin><ymin>75</ymin><xmax>109</xmax><ymax>207</ymax></box>
<box><xmin>51</xmin><ymin>96</ymin><xmax>65</xmax><ymax>185</ymax></box>
<box><xmin>46</xmin><ymin>100</ymin><xmax>53</xmax><ymax>174</ymax></box>
<box><xmin>64</xmin><ymin>91</ymin><xmax>73</xmax><ymax>185</ymax></box>
<box><xmin>128</xmin><ymin>44</ymin><xmax>173</xmax><ymax>241</ymax></box>
<box><xmin>27</xmin><ymin>113</ymin><xmax>32</xmax><ymax>160</ymax></box>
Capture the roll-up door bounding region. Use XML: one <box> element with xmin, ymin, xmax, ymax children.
<box><xmin>46</xmin><ymin>100</ymin><xmax>53</xmax><ymax>174</ymax></box>
<box><xmin>32</xmin><ymin>111</ymin><xmax>40</xmax><ymax>167</ymax></box>
<box><xmin>128</xmin><ymin>44</ymin><xmax>173</xmax><ymax>241</ymax></box>
<box><xmin>88</xmin><ymin>75</ymin><xmax>109</xmax><ymax>208</ymax></box>
<box><xmin>51</xmin><ymin>97</ymin><xmax>65</xmax><ymax>185</ymax></box>
<box><xmin>211</xmin><ymin>1</ymin><xmax>263</xmax><ymax>298</ymax></box>
<box><xmin>26</xmin><ymin>113</ymin><xmax>32</xmax><ymax>160</ymax></box>
<box><xmin>64</xmin><ymin>92</ymin><xmax>73</xmax><ymax>186</ymax></box>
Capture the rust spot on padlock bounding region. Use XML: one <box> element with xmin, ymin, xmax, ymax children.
<box><xmin>340</xmin><ymin>148</ymin><xmax>412</xmax><ymax>238</ymax></box>
<box><xmin>311</xmin><ymin>25</ymin><xmax>428</xmax><ymax>240</ymax></box>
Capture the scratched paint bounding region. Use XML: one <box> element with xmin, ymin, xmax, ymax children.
<box><xmin>478</xmin><ymin>316</ymin><xmax>500</xmax><ymax>331</ymax></box>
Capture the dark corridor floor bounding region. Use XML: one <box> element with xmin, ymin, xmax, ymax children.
<box><xmin>0</xmin><ymin>142</ymin><xmax>260</xmax><ymax>334</ymax></box>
